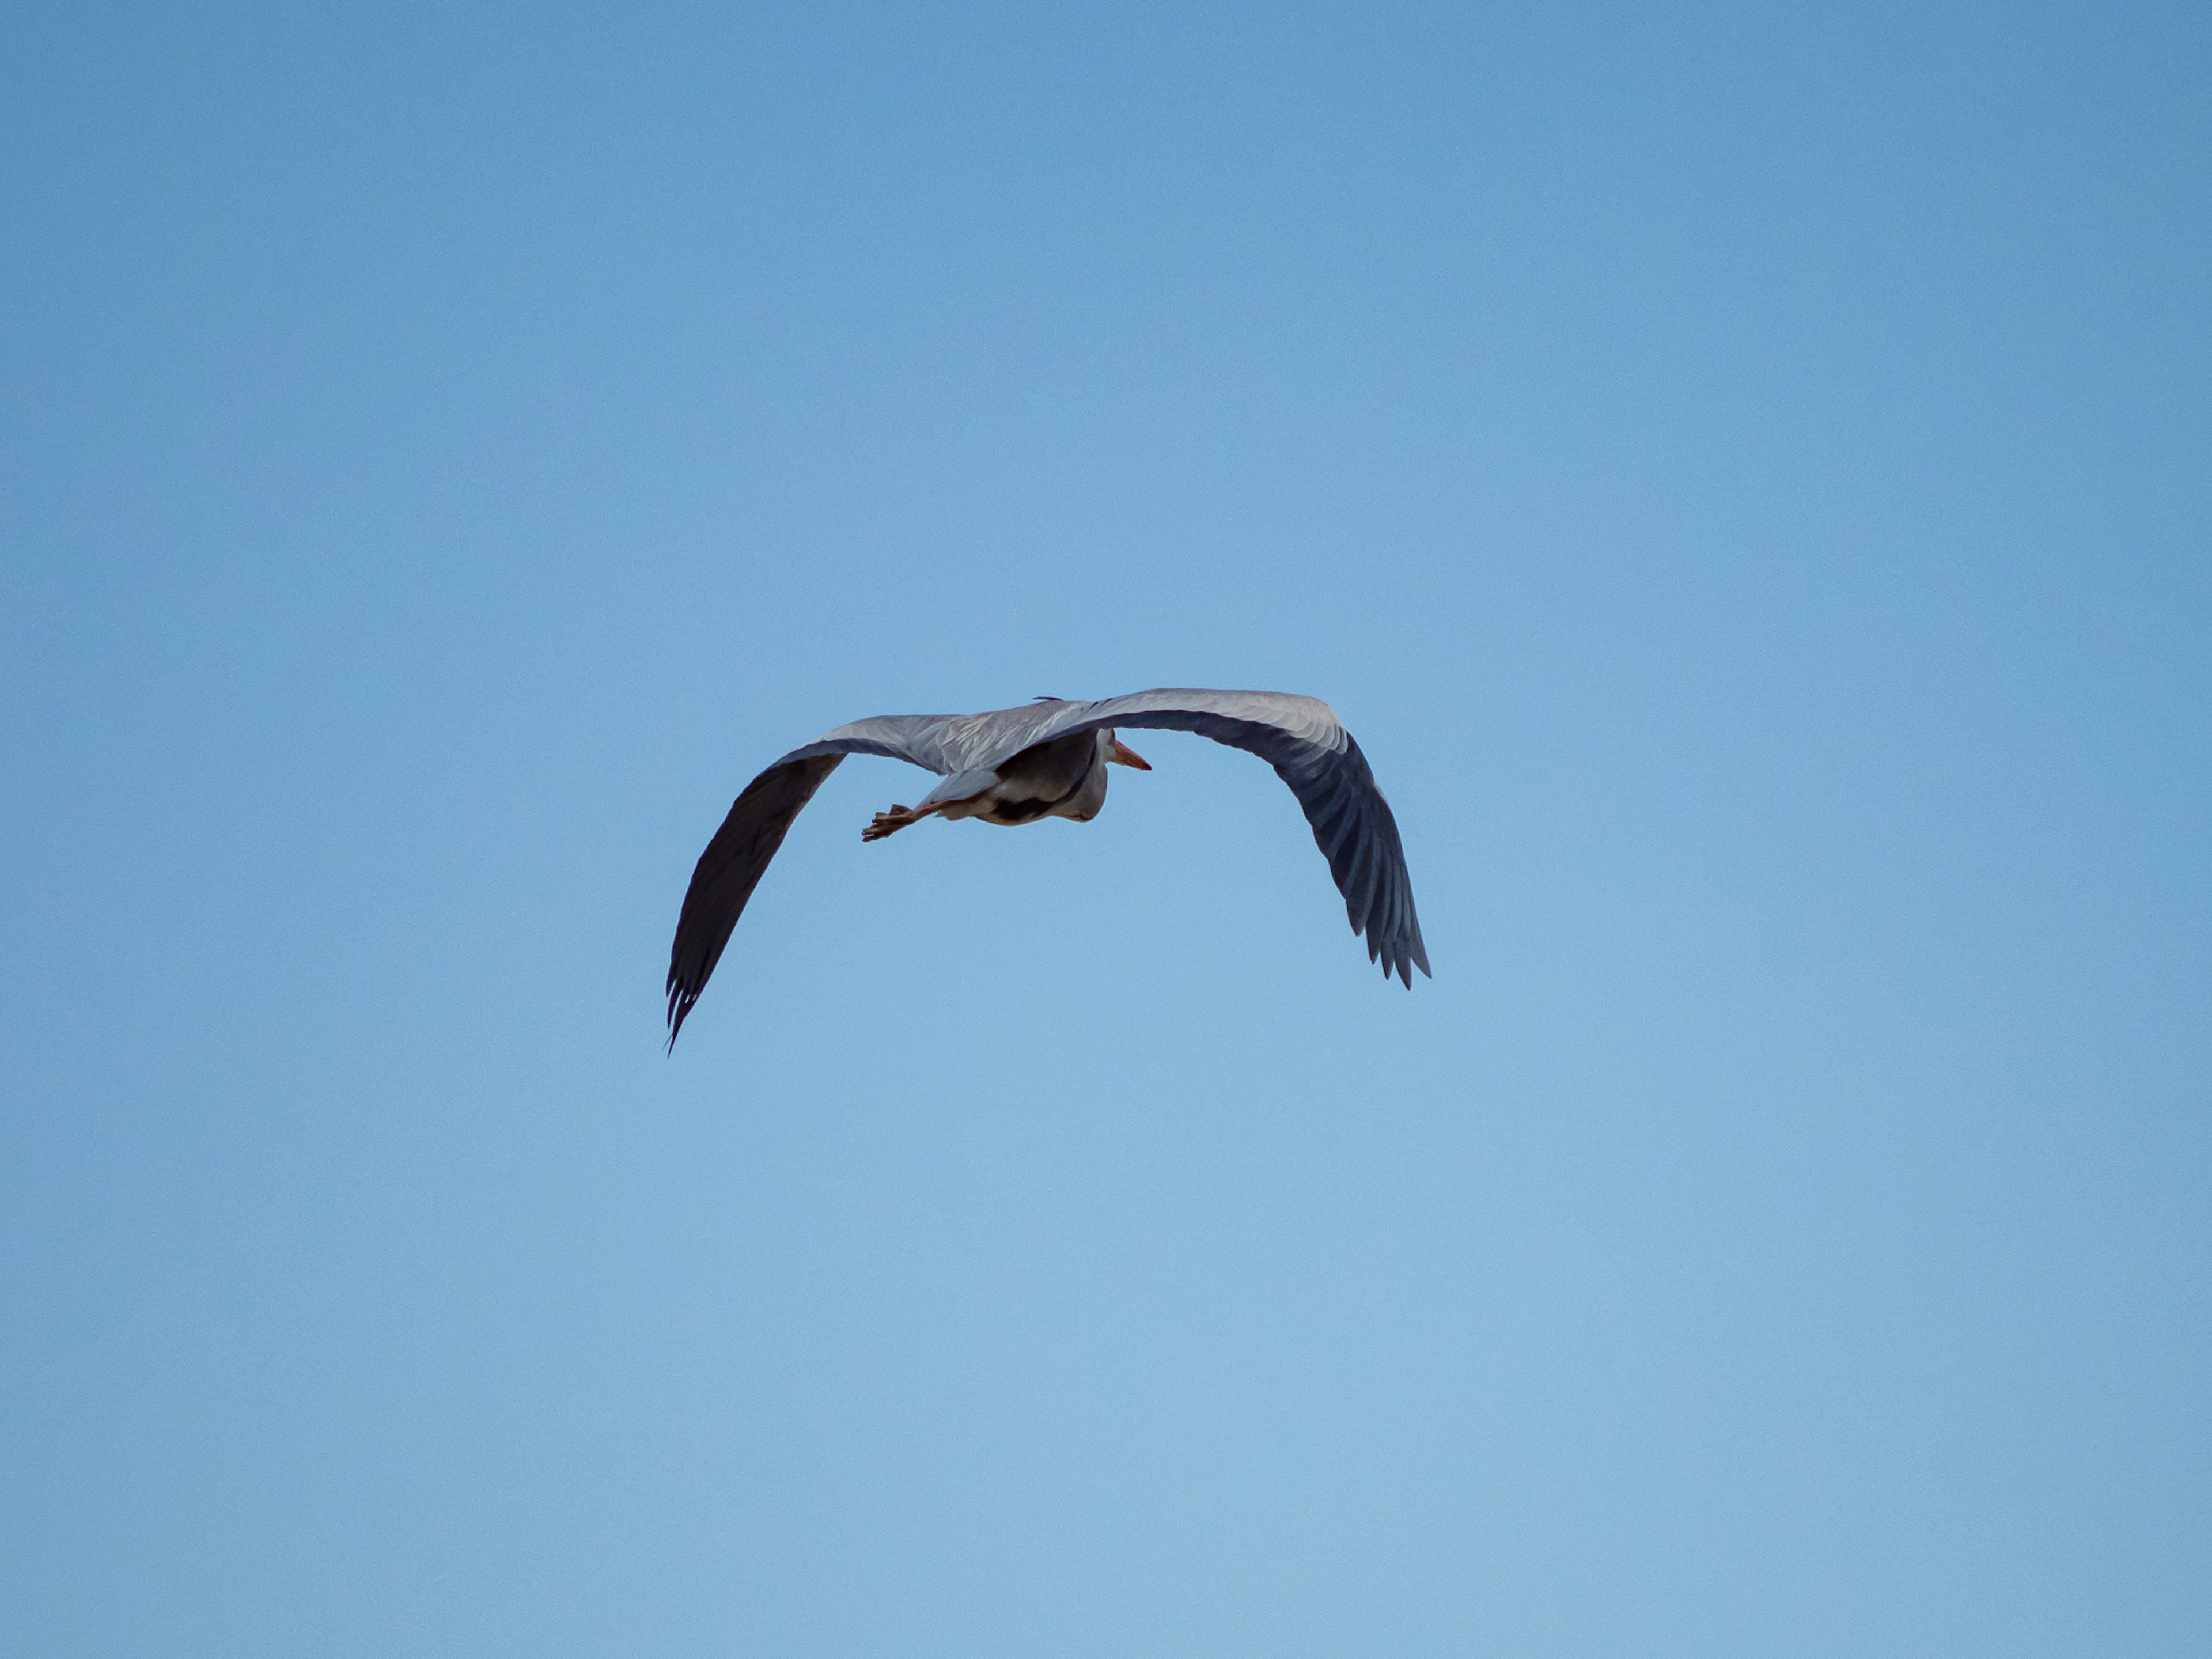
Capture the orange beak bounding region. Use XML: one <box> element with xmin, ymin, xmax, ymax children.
<box><xmin>1108</xmin><ymin>737</ymin><xmax>1152</xmax><ymax>770</ymax></box>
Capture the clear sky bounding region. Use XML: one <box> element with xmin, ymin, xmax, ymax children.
<box><xmin>3</xmin><ymin>3</ymin><xmax>2207</xmax><ymax>1654</ymax></box>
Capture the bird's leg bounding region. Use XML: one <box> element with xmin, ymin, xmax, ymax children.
<box><xmin>862</xmin><ymin>801</ymin><xmax>942</xmax><ymax>842</ymax></box>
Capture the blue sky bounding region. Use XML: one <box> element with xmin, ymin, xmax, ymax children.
<box><xmin>3</xmin><ymin>2</ymin><xmax>2207</xmax><ymax>1653</ymax></box>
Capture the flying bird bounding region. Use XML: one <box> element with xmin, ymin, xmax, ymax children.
<box><xmin>665</xmin><ymin>688</ymin><xmax>1429</xmax><ymax>1044</ymax></box>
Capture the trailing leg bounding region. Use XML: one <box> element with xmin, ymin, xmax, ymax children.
<box><xmin>862</xmin><ymin>802</ymin><xmax>941</xmax><ymax>842</ymax></box>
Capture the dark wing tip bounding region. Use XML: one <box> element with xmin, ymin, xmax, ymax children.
<box><xmin>665</xmin><ymin>988</ymin><xmax>694</xmax><ymax>1051</ymax></box>
<box><xmin>665</xmin><ymin>964</ymin><xmax>704</xmax><ymax>1050</ymax></box>
<box><xmin>662</xmin><ymin>753</ymin><xmax>844</xmax><ymax>1048</ymax></box>
<box><xmin>1283</xmin><ymin>737</ymin><xmax>1426</xmax><ymax>993</ymax></box>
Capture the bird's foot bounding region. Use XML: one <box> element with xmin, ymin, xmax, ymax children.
<box><xmin>862</xmin><ymin>804</ymin><xmax>927</xmax><ymax>842</ymax></box>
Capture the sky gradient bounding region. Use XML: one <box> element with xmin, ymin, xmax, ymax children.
<box><xmin>4</xmin><ymin>3</ymin><xmax>2208</xmax><ymax>1654</ymax></box>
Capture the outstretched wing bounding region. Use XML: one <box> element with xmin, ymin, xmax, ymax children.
<box><xmin>665</xmin><ymin>715</ymin><xmax>956</xmax><ymax>1046</ymax></box>
<box><xmin>1009</xmin><ymin>689</ymin><xmax>1431</xmax><ymax>987</ymax></box>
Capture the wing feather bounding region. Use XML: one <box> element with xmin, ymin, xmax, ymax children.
<box><xmin>664</xmin><ymin>719</ymin><xmax>953</xmax><ymax>1046</ymax></box>
<box><xmin>1014</xmin><ymin>689</ymin><xmax>1431</xmax><ymax>987</ymax></box>
<box><xmin>1339</xmin><ymin>817</ymin><xmax>1380</xmax><ymax>935</ymax></box>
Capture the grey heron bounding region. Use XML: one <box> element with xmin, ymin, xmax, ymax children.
<box><xmin>665</xmin><ymin>688</ymin><xmax>1429</xmax><ymax>1044</ymax></box>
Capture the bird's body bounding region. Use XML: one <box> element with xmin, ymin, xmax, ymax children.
<box><xmin>974</xmin><ymin>728</ymin><xmax>1112</xmax><ymax>824</ymax></box>
<box><xmin>899</xmin><ymin>725</ymin><xmax>1119</xmax><ymax>831</ymax></box>
<box><xmin>666</xmin><ymin>688</ymin><xmax>1428</xmax><ymax>1044</ymax></box>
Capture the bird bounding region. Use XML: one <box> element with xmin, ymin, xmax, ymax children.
<box><xmin>664</xmin><ymin>687</ymin><xmax>1430</xmax><ymax>1044</ymax></box>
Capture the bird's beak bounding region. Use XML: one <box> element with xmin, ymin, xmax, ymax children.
<box><xmin>1108</xmin><ymin>738</ymin><xmax>1152</xmax><ymax>770</ymax></box>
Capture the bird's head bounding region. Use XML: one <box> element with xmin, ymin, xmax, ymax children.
<box><xmin>1103</xmin><ymin>729</ymin><xmax>1151</xmax><ymax>770</ymax></box>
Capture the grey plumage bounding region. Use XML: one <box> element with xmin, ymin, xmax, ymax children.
<box><xmin>665</xmin><ymin>688</ymin><xmax>1429</xmax><ymax>1044</ymax></box>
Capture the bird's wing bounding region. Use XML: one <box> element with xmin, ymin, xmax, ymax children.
<box><xmin>1008</xmin><ymin>689</ymin><xmax>1431</xmax><ymax>986</ymax></box>
<box><xmin>665</xmin><ymin>715</ymin><xmax>959</xmax><ymax>1045</ymax></box>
